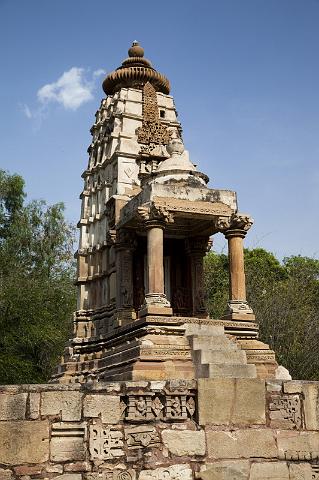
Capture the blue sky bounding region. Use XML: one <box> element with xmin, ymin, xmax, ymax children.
<box><xmin>1</xmin><ymin>0</ymin><xmax>318</xmax><ymax>259</ymax></box>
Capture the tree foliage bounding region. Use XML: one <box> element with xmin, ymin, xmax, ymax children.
<box><xmin>0</xmin><ymin>170</ymin><xmax>76</xmax><ymax>384</ymax></box>
<box><xmin>204</xmin><ymin>248</ymin><xmax>319</xmax><ymax>380</ymax></box>
<box><xmin>0</xmin><ymin>170</ymin><xmax>318</xmax><ymax>383</ymax></box>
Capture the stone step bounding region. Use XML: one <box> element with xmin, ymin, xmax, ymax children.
<box><xmin>206</xmin><ymin>363</ymin><xmax>257</xmax><ymax>378</ymax></box>
<box><xmin>195</xmin><ymin>362</ymin><xmax>257</xmax><ymax>379</ymax></box>
<box><xmin>193</xmin><ymin>348</ymin><xmax>247</xmax><ymax>365</ymax></box>
<box><xmin>190</xmin><ymin>335</ymin><xmax>238</xmax><ymax>351</ymax></box>
<box><xmin>185</xmin><ymin>324</ymin><xmax>225</xmax><ymax>336</ymax></box>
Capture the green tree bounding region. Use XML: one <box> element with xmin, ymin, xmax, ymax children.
<box><xmin>0</xmin><ymin>170</ymin><xmax>76</xmax><ymax>384</ymax></box>
<box><xmin>204</xmin><ymin>248</ymin><xmax>319</xmax><ymax>380</ymax></box>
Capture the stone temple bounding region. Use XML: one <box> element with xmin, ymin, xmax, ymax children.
<box><xmin>1</xmin><ymin>43</ymin><xmax>319</xmax><ymax>479</ymax></box>
<box><xmin>52</xmin><ymin>40</ymin><xmax>277</xmax><ymax>384</ymax></box>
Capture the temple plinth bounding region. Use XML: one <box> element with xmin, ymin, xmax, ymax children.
<box><xmin>52</xmin><ymin>42</ymin><xmax>278</xmax><ymax>383</ymax></box>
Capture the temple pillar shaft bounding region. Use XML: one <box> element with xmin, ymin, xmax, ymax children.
<box><xmin>186</xmin><ymin>237</ymin><xmax>209</xmax><ymax>317</ymax></box>
<box><xmin>115</xmin><ymin>229</ymin><xmax>136</xmax><ymax>325</ymax></box>
<box><xmin>226</xmin><ymin>231</ymin><xmax>247</xmax><ymax>301</ymax></box>
<box><xmin>147</xmin><ymin>224</ymin><xmax>165</xmax><ymax>294</ymax></box>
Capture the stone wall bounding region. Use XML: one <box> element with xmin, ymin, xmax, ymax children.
<box><xmin>0</xmin><ymin>378</ymin><xmax>319</xmax><ymax>480</ymax></box>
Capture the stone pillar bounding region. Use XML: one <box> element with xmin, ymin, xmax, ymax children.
<box><xmin>226</xmin><ymin>229</ymin><xmax>247</xmax><ymax>302</ymax></box>
<box><xmin>137</xmin><ymin>203</ymin><xmax>173</xmax><ymax>317</ymax></box>
<box><xmin>186</xmin><ymin>237</ymin><xmax>209</xmax><ymax>317</ymax></box>
<box><xmin>115</xmin><ymin>229</ymin><xmax>136</xmax><ymax>326</ymax></box>
<box><xmin>147</xmin><ymin>223</ymin><xmax>165</xmax><ymax>295</ymax></box>
<box><xmin>219</xmin><ymin>213</ymin><xmax>255</xmax><ymax>321</ymax></box>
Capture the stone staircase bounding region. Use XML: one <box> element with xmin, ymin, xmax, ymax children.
<box><xmin>187</xmin><ymin>325</ymin><xmax>257</xmax><ymax>379</ymax></box>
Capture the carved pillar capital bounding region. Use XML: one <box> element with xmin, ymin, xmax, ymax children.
<box><xmin>137</xmin><ymin>202</ymin><xmax>174</xmax><ymax>228</ymax></box>
<box><xmin>216</xmin><ymin>213</ymin><xmax>254</xmax><ymax>238</ymax></box>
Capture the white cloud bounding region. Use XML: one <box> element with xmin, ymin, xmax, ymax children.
<box><xmin>93</xmin><ymin>68</ymin><xmax>106</xmax><ymax>78</ymax></box>
<box><xmin>22</xmin><ymin>66</ymin><xmax>105</xmax><ymax>129</ymax></box>
<box><xmin>22</xmin><ymin>103</ymin><xmax>32</xmax><ymax>119</ymax></box>
<box><xmin>37</xmin><ymin>67</ymin><xmax>94</xmax><ymax>110</ymax></box>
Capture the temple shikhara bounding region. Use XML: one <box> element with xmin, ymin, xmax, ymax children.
<box><xmin>52</xmin><ymin>41</ymin><xmax>277</xmax><ymax>383</ymax></box>
<box><xmin>1</xmin><ymin>43</ymin><xmax>319</xmax><ymax>480</ymax></box>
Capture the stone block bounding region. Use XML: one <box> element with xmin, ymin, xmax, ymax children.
<box><xmin>83</xmin><ymin>394</ymin><xmax>121</xmax><ymax>423</ymax></box>
<box><xmin>54</xmin><ymin>475</ymin><xmax>82</xmax><ymax>480</ymax></box>
<box><xmin>198</xmin><ymin>378</ymin><xmax>265</xmax><ymax>425</ymax></box>
<box><xmin>0</xmin><ymin>469</ymin><xmax>13</xmax><ymax>480</ymax></box>
<box><xmin>51</xmin><ymin>423</ymin><xmax>86</xmax><ymax>462</ymax></box>
<box><xmin>139</xmin><ymin>464</ymin><xmax>192</xmax><ymax>480</ymax></box>
<box><xmin>289</xmin><ymin>463</ymin><xmax>314</xmax><ymax>479</ymax></box>
<box><xmin>87</xmin><ymin>471</ymin><xmax>136</xmax><ymax>480</ymax></box>
<box><xmin>283</xmin><ymin>381</ymin><xmax>303</xmax><ymax>394</ymax></box>
<box><xmin>51</xmin><ymin>437</ymin><xmax>86</xmax><ymax>462</ymax></box>
<box><xmin>161</xmin><ymin>429</ymin><xmax>206</xmax><ymax>456</ymax></box>
<box><xmin>206</xmin><ymin>429</ymin><xmax>277</xmax><ymax>459</ymax></box>
<box><xmin>64</xmin><ymin>462</ymin><xmax>90</xmax><ymax>472</ymax></box>
<box><xmin>196</xmin><ymin>461</ymin><xmax>250</xmax><ymax>480</ymax></box>
<box><xmin>13</xmin><ymin>466</ymin><xmax>43</xmax><ymax>476</ymax></box>
<box><xmin>266</xmin><ymin>380</ymin><xmax>283</xmax><ymax>392</ymax></box>
<box><xmin>277</xmin><ymin>431</ymin><xmax>319</xmax><ymax>460</ymax></box>
<box><xmin>46</xmin><ymin>465</ymin><xmax>63</xmax><ymax>474</ymax></box>
<box><xmin>0</xmin><ymin>393</ymin><xmax>27</xmax><ymax>420</ymax></box>
<box><xmin>41</xmin><ymin>391</ymin><xmax>82</xmax><ymax>421</ymax></box>
<box><xmin>301</xmin><ymin>383</ymin><xmax>319</xmax><ymax>430</ymax></box>
<box><xmin>249</xmin><ymin>462</ymin><xmax>289</xmax><ymax>479</ymax></box>
<box><xmin>0</xmin><ymin>420</ymin><xmax>49</xmax><ymax>464</ymax></box>
<box><xmin>28</xmin><ymin>392</ymin><xmax>40</xmax><ymax>419</ymax></box>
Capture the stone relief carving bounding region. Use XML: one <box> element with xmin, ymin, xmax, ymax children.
<box><xmin>122</xmin><ymin>388</ymin><xmax>195</xmax><ymax>422</ymax></box>
<box><xmin>89</xmin><ymin>423</ymin><xmax>124</xmax><ymax>460</ymax></box>
<box><xmin>125</xmin><ymin>425</ymin><xmax>160</xmax><ymax>449</ymax></box>
<box><xmin>269</xmin><ymin>394</ymin><xmax>303</xmax><ymax>429</ymax></box>
<box><xmin>136</xmin><ymin>82</ymin><xmax>171</xmax><ymax>156</ymax></box>
<box><xmin>152</xmin><ymin>396</ymin><xmax>164</xmax><ymax>418</ymax></box>
<box><xmin>126</xmin><ymin>395</ymin><xmax>154</xmax><ymax>421</ymax></box>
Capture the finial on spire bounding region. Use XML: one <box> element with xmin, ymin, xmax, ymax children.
<box><xmin>102</xmin><ymin>42</ymin><xmax>170</xmax><ymax>96</ymax></box>
<box><xmin>128</xmin><ymin>41</ymin><xmax>144</xmax><ymax>58</ymax></box>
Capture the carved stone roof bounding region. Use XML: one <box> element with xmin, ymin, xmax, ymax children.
<box><xmin>102</xmin><ymin>41</ymin><xmax>170</xmax><ymax>96</ymax></box>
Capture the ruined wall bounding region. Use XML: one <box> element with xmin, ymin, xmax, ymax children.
<box><xmin>0</xmin><ymin>378</ymin><xmax>319</xmax><ymax>480</ymax></box>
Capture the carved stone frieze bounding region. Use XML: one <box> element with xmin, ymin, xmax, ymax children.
<box><xmin>269</xmin><ymin>393</ymin><xmax>303</xmax><ymax>429</ymax></box>
<box><xmin>153</xmin><ymin>196</ymin><xmax>232</xmax><ymax>217</ymax></box>
<box><xmin>89</xmin><ymin>423</ymin><xmax>124</xmax><ymax>460</ymax></box>
<box><xmin>136</xmin><ymin>82</ymin><xmax>171</xmax><ymax>156</ymax></box>
<box><xmin>121</xmin><ymin>388</ymin><xmax>196</xmax><ymax>422</ymax></box>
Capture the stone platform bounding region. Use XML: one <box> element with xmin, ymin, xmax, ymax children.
<box><xmin>0</xmin><ymin>378</ymin><xmax>319</xmax><ymax>479</ymax></box>
<box><xmin>52</xmin><ymin>317</ymin><xmax>277</xmax><ymax>383</ymax></box>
